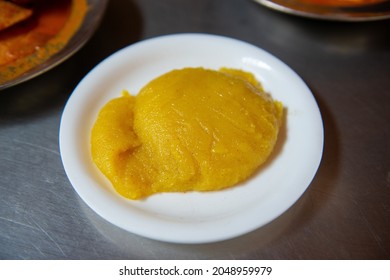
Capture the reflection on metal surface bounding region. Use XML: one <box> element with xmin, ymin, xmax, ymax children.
<box><xmin>78</xmin><ymin>193</ymin><xmax>307</xmax><ymax>259</ymax></box>
<box><xmin>253</xmin><ymin>0</ymin><xmax>390</xmax><ymax>21</ymax></box>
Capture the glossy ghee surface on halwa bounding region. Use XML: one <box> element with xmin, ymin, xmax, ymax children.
<box><xmin>91</xmin><ymin>68</ymin><xmax>283</xmax><ymax>200</ymax></box>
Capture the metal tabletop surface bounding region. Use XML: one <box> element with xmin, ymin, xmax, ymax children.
<box><xmin>1</xmin><ymin>0</ymin><xmax>389</xmax><ymax>259</ymax></box>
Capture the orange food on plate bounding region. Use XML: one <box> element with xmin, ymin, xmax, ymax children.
<box><xmin>0</xmin><ymin>0</ymin><xmax>88</xmax><ymax>85</ymax></box>
<box><xmin>91</xmin><ymin>68</ymin><xmax>283</xmax><ymax>200</ymax></box>
<box><xmin>0</xmin><ymin>1</ymin><xmax>32</xmax><ymax>31</ymax></box>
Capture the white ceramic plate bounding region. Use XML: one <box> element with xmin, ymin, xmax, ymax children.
<box><xmin>60</xmin><ymin>33</ymin><xmax>323</xmax><ymax>244</ymax></box>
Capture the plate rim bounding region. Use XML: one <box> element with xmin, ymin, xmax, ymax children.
<box><xmin>253</xmin><ymin>0</ymin><xmax>390</xmax><ymax>21</ymax></box>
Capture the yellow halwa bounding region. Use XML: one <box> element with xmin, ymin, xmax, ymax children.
<box><xmin>91</xmin><ymin>68</ymin><xmax>283</xmax><ymax>200</ymax></box>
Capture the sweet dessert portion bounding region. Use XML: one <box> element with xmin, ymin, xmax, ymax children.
<box><xmin>91</xmin><ymin>68</ymin><xmax>283</xmax><ymax>200</ymax></box>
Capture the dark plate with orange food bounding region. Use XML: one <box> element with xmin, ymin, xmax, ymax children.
<box><xmin>0</xmin><ymin>0</ymin><xmax>108</xmax><ymax>90</ymax></box>
<box><xmin>253</xmin><ymin>0</ymin><xmax>390</xmax><ymax>21</ymax></box>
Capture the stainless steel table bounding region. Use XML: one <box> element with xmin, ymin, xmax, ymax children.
<box><xmin>1</xmin><ymin>0</ymin><xmax>389</xmax><ymax>259</ymax></box>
